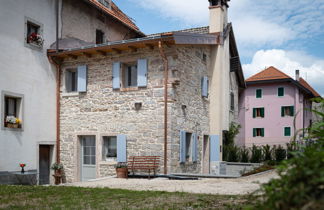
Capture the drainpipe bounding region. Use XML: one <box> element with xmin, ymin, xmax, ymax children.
<box><xmin>56</xmin><ymin>0</ymin><xmax>59</xmax><ymax>52</ymax></box>
<box><xmin>48</xmin><ymin>56</ymin><xmax>61</xmax><ymax>164</ymax></box>
<box><xmin>158</xmin><ymin>41</ymin><xmax>169</xmax><ymax>175</ymax></box>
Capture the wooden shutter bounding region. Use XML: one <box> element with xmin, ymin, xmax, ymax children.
<box><xmin>261</xmin><ymin>128</ymin><xmax>265</xmax><ymax>137</ymax></box>
<box><xmin>253</xmin><ymin>108</ymin><xmax>256</xmax><ymax>118</ymax></box>
<box><xmin>201</xmin><ymin>76</ymin><xmax>209</xmax><ymax>97</ymax></box>
<box><xmin>284</xmin><ymin>127</ymin><xmax>291</xmax><ymax>136</ymax></box>
<box><xmin>256</xmin><ymin>89</ymin><xmax>262</xmax><ymax>98</ymax></box>
<box><xmin>210</xmin><ymin>135</ymin><xmax>220</xmax><ymax>161</ymax></box>
<box><xmin>112</xmin><ymin>62</ymin><xmax>121</xmax><ymax>89</ymax></box>
<box><xmin>179</xmin><ymin>130</ymin><xmax>186</xmax><ymax>163</ymax></box>
<box><xmin>253</xmin><ymin>128</ymin><xmax>257</xmax><ymax>137</ymax></box>
<box><xmin>281</xmin><ymin>107</ymin><xmax>285</xmax><ymax>117</ymax></box>
<box><xmin>77</xmin><ymin>65</ymin><xmax>87</xmax><ymax>92</ymax></box>
<box><xmin>261</xmin><ymin>108</ymin><xmax>265</xmax><ymax>118</ymax></box>
<box><xmin>137</xmin><ymin>59</ymin><xmax>148</xmax><ymax>87</ymax></box>
<box><xmin>278</xmin><ymin>87</ymin><xmax>284</xmax><ymax>96</ymax></box>
<box><xmin>117</xmin><ymin>134</ymin><xmax>127</xmax><ymax>162</ymax></box>
<box><xmin>191</xmin><ymin>133</ymin><xmax>198</xmax><ymax>162</ymax></box>
<box><xmin>290</xmin><ymin>106</ymin><xmax>294</xmax><ymax>116</ymax></box>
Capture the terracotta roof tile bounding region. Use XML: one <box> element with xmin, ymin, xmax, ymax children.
<box><xmin>299</xmin><ymin>77</ymin><xmax>321</xmax><ymax>97</ymax></box>
<box><xmin>87</xmin><ymin>0</ymin><xmax>142</xmax><ymax>33</ymax></box>
<box><xmin>246</xmin><ymin>66</ymin><xmax>291</xmax><ymax>82</ymax></box>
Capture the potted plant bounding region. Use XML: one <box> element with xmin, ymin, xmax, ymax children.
<box><xmin>51</xmin><ymin>162</ymin><xmax>63</xmax><ymax>185</ymax></box>
<box><xmin>115</xmin><ymin>162</ymin><xmax>128</xmax><ymax>178</ymax></box>
<box><xmin>5</xmin><ymin>116</ymin><xmax>21</xmax><ymax>129</ymax></box>
<box><xmin>28</xmin><ymin>32</ymin><xmax>44</xmax><ymax>47</ymax></box>
<box><xmin>19</xmin><ymin>163</ymin><xmax>26</xmax><ymax>174</ymax></box>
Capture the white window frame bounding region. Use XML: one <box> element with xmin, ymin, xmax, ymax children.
<box><xmin>122</xmin><ymin>62</ymin><xmax>138</xmax><ymax>88</ymax></box>
<box><xmin>24</xmin><ymin>17</ymin><xmax>44</xmax><ymax>50</ymax></box>
<box><xmin>185</xmin><ymin>132</ymin><xmax>193</xmax><ymax>161</ymax></box>
<box><xmin>102</xmin><ymin>136</ymin><xmax>117</xmax><ymax>162</ymax></box>
<box><xmin>1</xmin><ymin>91</ymin><xmax>24</xmax><ymax>131</ymax></box>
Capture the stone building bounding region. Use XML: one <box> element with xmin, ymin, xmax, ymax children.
<box><xmin>0</xmin><ymin>0</ymin><xmax>142</xmax><ymax>185</ymax></box>
<box><xmin>48</xmin><ymin>0</ymin><xmax>245</xmax><ymax>182</ymax></box>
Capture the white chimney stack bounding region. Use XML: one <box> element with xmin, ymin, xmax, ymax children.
<box><xmin>208</xmin><ymin>0</ymin><xmax>230</xmax><ymax>33</ymax></box>
<box><xmin>296</xmin><ymin>70</ymin><xmax>300</xmax><ymax>81</ymax></box>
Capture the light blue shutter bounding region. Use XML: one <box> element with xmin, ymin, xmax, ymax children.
<box><xmin>192</xmin><ymin>133</ymin><xmax>198</xmax><ymax>162</ymax></box>
<box><xmin>202</xmin><ymin>76</ymin><xmax>209</xmax><ymax>97</ymax></box>
<box><xmin>210</xmin><ymin>135</ymin><xmax>220</xmax><ymax>161</ymax></box>
<box><xmin>117</xmin><ymin>134</ymin><xmax>127</xmax><ymax>162</ymax></box>
<box><xmin>113</xmin><ymin>62</ymin><xmax>120</xmax><ymax>89</ymax></box>
<box><xmin>137</xmin><ymin>59</ymin><xmax>148</xmax><ymax>87</ymax></box>
<box><xmin>77</xmin><ymin>65</ymin><xmax>87</xmax><ymax>92</ymax></box>
<box><xmin>179</xmin><ymin>130</ymin><xmax>186</xmax><ymax>163</ymax></box>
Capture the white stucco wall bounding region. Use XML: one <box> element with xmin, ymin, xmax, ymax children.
<box><xmin>0</xmin><ymin>0</ymin><xmax>57</xmax><ymax>172</ymax></box>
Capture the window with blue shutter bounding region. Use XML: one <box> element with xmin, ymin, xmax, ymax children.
<box><xmin>137</xmin><ymin>59</ymin><xmax>148</xmax><ymax>87</ymax></box>
<box><xmin>77</xmin><ymin>65</ymin><xmax>87</xmax><ymax>92</ymax></box>
<box><xmin>210</xmin><ymin>135</ymin><xmax>220</xmax><ymax>161</ymax></box>
<box><xmin>112</xmin><ymin>62</ymin><xmax>120</xmax><ymax>89</ymax></box>
<box><xmin>117</xmin><ymin>134</ymin><xmax>127</xmax><ymax>162</ymax></box>
<box><xmin>201</xmin><ymin>76</ymin><xmax>209</xmax><ymax>97</ymax></box>
<box><xmin>191</xmin><ymin>133</ymin><xmax>198</xmax><ymax>162</ymax></box>
<box><xmin>179</xmin><ymin>130</ymin><xmax>186</xmax><ymax>163</ymax></box>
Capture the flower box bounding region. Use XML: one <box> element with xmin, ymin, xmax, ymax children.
<box><xmin>6</xmin><ymin>123</ymin><xmax>19</xmax><ymax>129</ymax></box>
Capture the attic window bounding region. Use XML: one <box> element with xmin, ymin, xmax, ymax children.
<box><xmin>98</xmin><ymin>0</ymin><xmax>111</xmax><ymax>9</ymax></box>
<box><xmin>96</xmin><ymin>30</ymin><xmax>105</xmax><ymax>44</ymax></box>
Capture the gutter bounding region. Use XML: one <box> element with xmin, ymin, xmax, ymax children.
<box><xmin>158</xmin><ymin>41</ymin><xmax>169</xmax><ymax>175</ymax></box>
<box><xmin>48</xmin><ymin>56</ymin><xmax>62</xmax><ymax>164</ymax></box>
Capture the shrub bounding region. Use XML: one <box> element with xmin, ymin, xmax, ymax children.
<box><xmin>262</xmin><ymin>144</ymin><xmax>273</xmax><ymax>161</ymax></box>
<box><xmin>240</xmin><ymin>147</ymin><xmax>250</xmax><ymax>163</ymax></box>
<box><xmin>286</xmin><ymin>141</ymin><xmax>298</xmax><ymax>159</ymax></box>
<box><xmin>250</xmin><ymin>145</ymin><xmax>263</xmax><ymax>163</ymax></box>
<box><xmin>256</xmin><ymin>98</ymin><xmax>324</xmax><ymax>209</ymax></box>
<box><xmin>223</xmin><ymin>122</ymin><xmax>241</xmax><ymax>161</ymax></box>
<box><xmin>274</xmin><ymin>145</ymin><xmax>286</xmax><ymax>162</ymax></box>
<box><xmin>227</xmin><ymin>145</ymin><xmax>240</xmax><ymax>162</ymax></box>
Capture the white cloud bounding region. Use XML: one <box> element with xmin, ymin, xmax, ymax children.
<box><xmin>243</xmin><ymin>49</ymin><xmax>324</xmax><ymax>96</ymax></box>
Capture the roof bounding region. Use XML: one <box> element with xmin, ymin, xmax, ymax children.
<box><xmin>86</xmin><ymin>0</ymin><xmax>143</xmax><ymax>35</ymax></box>
<box><xmin>246</xmin><ymin>66</ymin><xmax>291</xmax><ymax>82</ymax></box>
<box><xmin>246</xmin><ymin>66</ymin><xmax>321</xmax><ymax>98</ymax></box>
<box><xmin>147</xmin><ymin>26</ymin><xmax>210</xmax><ymax>37</ymax></box>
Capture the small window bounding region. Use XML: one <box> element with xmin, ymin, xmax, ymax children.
<box><xmin>253</xmin><ymin>108</ymin><xmax>265</xmax><ymax>118</ymax></box>
<box><xmin>202</xmin><ymin>53</ymin><xmax>207</xmax><ymax>63</ymax></box>
<box><xmin>96</xmin><ymin>29</ymin><xmax>105</xmax><ymax>44</ymax></box>
<box><xmin>65</xmin><ymin>69</ymin><xmax>78</xmax><ymax>92</ymax></box>
<box><xmin>98</xmin><ymin>0</ymin><xmax>111</xmax><ymax>9</ymax></box>
<box><xmin>122</xmin><ymin>63</ymin><xmax>138</xmax><ymax>88</ymax></box>
<box><xmin>102</xmin><ymin>136</ymin><xmax>117</xmax><ymax>161</ymax></box>
<box><xmin>256</xmin><ymin>89</ymin><xmax>262</xmax><ymax>98</ymax></box>
<box><xmin>284</xmin><ymin>127</ymin><xmax>291</xmax><ymax>137</ymax></box>
<box><xmin>25</xmin><ymin>19</ymin><xmax>43</xmax><ymax>48</ymax></box>
<box><xmin>185</xmin><ymin>133</ymin><xmax>192</xmax><ymax>161</ymax></box>
<box><xmin>278</xmin><ymin>87</ymin><xmax>284</xmax><ymax>97</ymax></box>
<box><xmin>281</xmin><ymin>106</ymin><xmax>294</xmax><ymax>117</ymax></box>
<box><xmin>253</xmin><ymin>128</ymin><xmax>264</xmax><ymax>137</ymax></box>
<box><xmin>230</xmin><ymin>92</ymin><xmax>235</xmax><ymax>111</ymax></box>
<box><xmin>3</xmin><ymin>94</ymin><xmax>23</xmax><ymax>129</ymax></box>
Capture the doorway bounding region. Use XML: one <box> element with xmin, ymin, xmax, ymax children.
<box><xmin>39</xmin><ymin>145</ymin><xmax>51</xmax><ymax>185</ymax></box>
<box><xmin>80</xmin><ymin>136</ymin><xmax>96</xmax><ymax>181</ymax></box>
<box><xmin>202</xmin><ymin>135</ymin><xmax>210</xmax><ymax>174</ymax></box>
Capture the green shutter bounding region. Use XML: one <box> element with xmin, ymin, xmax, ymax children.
<box><xmin>261</xmin><ymin>108</ymin><xmax>265</xmax><ymax>118</ymax></box>
<box><xmin>253</xmin><ymin>128</ymin><xmax>256</xmax><ymax>137</ymax></box>
<box><xmin>278</xmin><ymin>87</ymin><xmax>284</xmax><ymax>97</ymax></box>
<box><xmin>261</xmin><ymin>128</ymin><xmax>265</xmax><ymax>137</ymax></box>
<box><xmin>290</xmin><ymin>106</ymin><xmax>294</xmax><ymax>116</ymax></box>
<box><xmin>284</xmin><ymin>127</ymin><xmax>291</xmax><ymax>136</ymax></box>
<box><xmin>256</xmin><ymin>89</ymin><xmax>262</xmax><ymax>98</ymax></box>
<box><xmin>281</xmin><ymin>107</ymin><xmax>285</xmax><ymax>117</ymax></box>
<box><xmin>253</xmin><ymin>108</ymin><xmax>256</xmax><ymax>118</ymax></box>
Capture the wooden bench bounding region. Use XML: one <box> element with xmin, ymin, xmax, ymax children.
<box><xmin>128</xmin><ymin>156</ymin><xmax>160</xmax><ymax>179</ymax></box>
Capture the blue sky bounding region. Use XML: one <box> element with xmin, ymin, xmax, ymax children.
<box><xmin>115</xmin><ymin>0</ymin><xmax>324</xmax><ymax>96</ymax></box>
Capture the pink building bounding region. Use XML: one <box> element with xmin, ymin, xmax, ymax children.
<box><xmin>238</xmin><ymin>67</ymin><xmax>321</xmax><ymax>147</ymax></box>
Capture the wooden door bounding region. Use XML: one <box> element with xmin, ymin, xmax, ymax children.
<box><xmin>39</xmin><ymin>145</ymin><xmax>50</xmax><ymax>185</ymax></box>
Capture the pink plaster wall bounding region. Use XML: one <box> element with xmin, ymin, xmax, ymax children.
<box><xmin>238</xmin><ymin>82</ymin><xmax>312</xmax><ymax>147</ymax></box>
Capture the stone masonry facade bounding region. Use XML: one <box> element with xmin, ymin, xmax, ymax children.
<box><xmin>60</xmin><ymin>45</ymin><xmax>210</xmax><ymax>183</ymax></box>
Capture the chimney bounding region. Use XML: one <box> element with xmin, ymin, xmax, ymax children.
<box><xmin>208</xmin><ymin>0</ymin><xmax>230</xmax><ymax>33</ymax></box>
<box><xmin>295</xmin><ymin>70</ymin><xmax>300</xmax><ymax>81</ymax></box>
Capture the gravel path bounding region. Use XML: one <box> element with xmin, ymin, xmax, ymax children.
<box><xmin>65</xmin><ymin>170</ymin><xmax>278</xmax><ymax>195</ymax></box>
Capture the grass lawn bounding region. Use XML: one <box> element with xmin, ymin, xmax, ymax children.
<box><xmin>0</xmin><ymin>185</ymin><xmax>256</xmax><ymax>209</ymax></box>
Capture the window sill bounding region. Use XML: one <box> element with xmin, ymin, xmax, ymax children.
<box><xmin>62</xmin><ymin>92</ymin><xmax>80</xmax><ymax>98</ymax></box>
<box><xmin>24</xmin><ymin>42</ymin><xmax>43</xmax><ymax>51</ymax></box>
<box><xmin>99</xmin><ymin>161</ymin><xmax>117</xmax><ymax>166</ymax></box>
<box><xmin>2</xmin><ymin>126</ymin><xmax>23</xmax><ymax>132</ymax></box>
<box><xmin>120</xmin><ymin>87</ymin><xmax>139</xmax><ymax>92</ymax></box>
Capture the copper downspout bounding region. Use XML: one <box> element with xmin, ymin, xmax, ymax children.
<box><xmin>158</xmin><ymin>41</ymin><xmax>169</xmax><ymax>175</ymax></box>
<box><xmin>48</xmin><ymin>56</ymin><xmax>61</xmax><ymax>163</ymax></box>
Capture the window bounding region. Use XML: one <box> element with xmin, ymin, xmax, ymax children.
<box><xmin>122</xmin><ymin>63</ymin><xmax>138</xmax><ymax>88</ymax></box>
<box><xmin>102</xmin><ymin>136</ymin><xmax>117</xmax><ymax>161</ymax></box>
<box><xmin>256</xmin><ymin>89</ymin><xmax>262</xmax><ymax>98</ymax></box>
<box><xmin>185</xmin><ymin>133</ymin><xmax>192</xmax><ymax>160</ymax></box>
<box><xmin>98</xmin><ymin>0</ymin><xmax>111</xmax><ymax>9</ymax></box>
<box><xmin>65</xmin><ymin>69</ymin><xmax>78</xmax><ymax>92</ymax></box>
<box><xmin>253</xmin><ymin>128</ymin><xmax>264</xmax><ymax>137</ymax></box>
<box><xmin>278</xmin><ymin>87</ymin><xmax>284</xmax><ymax>97</ymax></box>
<box><xmin>281</xmin><ymin>106</ymin><xmax>294</xmax><ymax>117</ymax></box>
<box><xmin>201</xmin><ymin>76</ymin><xmax>209</xmax><ymax>97</ymax></box>
<box><xmin>2</xmin><ymin>91</ymin><xmax>23</xmax><ymax>130</ymax></box>
<box><xmin>284</xmin><ymin>127</ymin><xmax>291</xmax><ymax>137</ymax></box>
<box><xmin>253</xmin><ymin>108</ymin><xmax>265</xmax><ymax>118</ymax></box>
<box><xmin>96</xmin><ymin>29</ymin><xmax>105</xmax><ymax>44</ymax></box>
<box><xmin>25</xmin><ymin>17</ymin><xmax>43</xmax><ymax>48</ymax></box>
<box><xmin>202</xmin><ymin>53</ymin><xmax>207</xmax><ymax>63</ymax></box>
<box><xmin>230</xmin><ymin>92</ymin><xmax>235</xmax><ymax>111</ymax></box>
